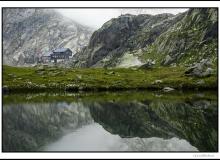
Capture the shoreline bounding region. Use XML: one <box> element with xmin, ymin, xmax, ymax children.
<box><xmin>3</xmin><ymin>65</ymin><xmax>217</xmax><ymax>94</ymax></box>
<box><xmin>3</xmin><ymin>85</ymin><xmax>218</xmax><ymax>94</ymax></box>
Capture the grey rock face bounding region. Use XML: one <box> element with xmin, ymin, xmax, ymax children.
<box><xmin>3</xmin><ymin>8</ymin><xmax>93</xmax><ymax>66</ymax></box>
<box><xmin>73</xmin><ymin>13</ymin><xmax>182</xmax><ymax>68</ymax></box>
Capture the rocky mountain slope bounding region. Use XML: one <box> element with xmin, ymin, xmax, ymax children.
<box><xmin>72</xmin><ymin>8</ymin><xmax>217</xmax><ymax>69</ymax></box>
<box><xmin>72</xmin><ymin>13</ymin><xmax>181</xmax><ymax>67</ymax></box>
<box><xmin>140</xmin><ymin>8</ymin><xmax>217</xmax><ymax>67</ymax></box>
<box><xmin>3</xmin><ymin>8</ymin><xmax>93</xmax><ymax>66</ymax></box>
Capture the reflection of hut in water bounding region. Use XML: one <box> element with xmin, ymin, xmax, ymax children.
<box><xmin>41</xmin><ymin>48</ymin><xmax>73</xmax><ymax>63</ymax></box>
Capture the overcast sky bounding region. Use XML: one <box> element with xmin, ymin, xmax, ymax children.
<box><xmin>57</xmin><ymin>8</ymin><xmax>188</xmax><ymax>29</ymax></box>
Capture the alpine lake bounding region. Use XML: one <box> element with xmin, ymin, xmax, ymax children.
<box><xmin>2</xmin><ymin>90</ymin><xmax>218</xmax><ymax>152</ymax></box>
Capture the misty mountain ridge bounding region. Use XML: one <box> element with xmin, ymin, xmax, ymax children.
<box><xmin>3</xmin><ymin>8</ymin><xmax>93</xmax><ymax>66</ymax></box>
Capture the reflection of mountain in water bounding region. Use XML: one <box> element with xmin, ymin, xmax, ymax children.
<box><xmin>3</xmin><ymin>91</ymin><xmax>218</xmax><ymax>152</ymax></box>
<box><xmin>43</xmin><ymin>123</ymin><xmax>198</xmax><ymax>151</ymax></box>
<box><xmin>90</xmin><ymin>98</ymin><xmax>217</xmax><ymax>152</ymax></box>
<box><xmin>3</xmin><ymin>102</ymin><xmax>93</xmax><ymax>151</ymax></box>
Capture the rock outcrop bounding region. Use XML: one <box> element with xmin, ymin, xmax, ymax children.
<box><xmin>185</xmin><ymin>58</ymin><xmax>214</xmax><ymax>77</ymax></box>
<box><xmin>73</xmin><ymin>13</ymin><xmax>183</xmax><ymax>68</ymax></box>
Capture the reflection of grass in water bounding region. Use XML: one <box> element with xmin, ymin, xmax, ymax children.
<box><xmin>3</xmin><ymin>90</ymin><xmax>217</xmax><ymax>105</ymax></box>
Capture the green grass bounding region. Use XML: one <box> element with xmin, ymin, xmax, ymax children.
<box><xmin>3</xmin><ymin>65</ymin><xmax>217</xmax><ymax>93</ymax></box>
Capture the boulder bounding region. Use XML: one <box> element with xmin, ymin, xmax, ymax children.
<box><xmin>38</xmin><ymin>65</ymin><xmax>44</xmax><ymax>70</ymax></box>
<box><xmin>203</xmin><ymin>68</ymin><xmax>214</xmax><ymax>77</ymax></box>
<box><xmin>200</xmin><ymin>59</ymin><xmax>212</xmax><ymax>67</ymax></box>
<box><xmin>76</xmin><ymin>74</ymin><xmax>82</xmax><ymax>79</ymax></box>
<box><xmin>185</xmin><ymin>62</ymin><xmax>213</xmax><ymax>77</ymax></box>
<box><xmin>139</xmin><ymin>59</ymin><xmax>155</xmax><ymax>69</ymax></box>
<box><xmin>163</xmin><ymin>55</ymin><xmax>174</xmax><ymax>65</ymax></box>
<box><xmin>8</xmin><ymin>73</ymin><xmax>17</xmax><ymax>78</ymax></box>
<box><xmin>163</xmin><ymin>87</ymin><xmax>175</xmax><ymax>92</ymax></box>
<box><xmin>152</xmin><ymin>80</ymin><xmax>163</xmax><ymax>85</ymax></box>
<box><xmin>196</xmin><ymin>80</ymin><xmax>205</xmax><ymax>85</ymax></box>
<box><xmin>108</xmin><ymin>71</ymin><xmax>115</xmax><ymax>75</ymax></box>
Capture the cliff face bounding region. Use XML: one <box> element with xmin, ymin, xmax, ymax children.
<box><xmin>72</xmin><ymin>8</ymin><xmax>217</xmax><ymax>69</ymax></box>
<box><xmin>73</xmin><ymin>13</ymin><xmax>179</xmax><ymax>67</ymax></box>
<box><xmin>3</xmin><ymin>8</ymin><xmax>93</xmax><ymax>66</ymax></box>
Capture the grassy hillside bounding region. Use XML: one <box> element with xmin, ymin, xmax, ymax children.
<box><xmin>139</xmin><ymin>8</ymin><xmax>218</xmax><ymax>67</ymax></box>
<box><xmin>3</xmin><ymin>65</ymin><xmax>217</xmax><ymax>93</ymax></box>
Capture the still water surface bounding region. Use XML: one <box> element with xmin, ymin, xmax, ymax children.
<box><xmin>3</xmin><ymin>91</ymin><xmax>218</xmax><ymax>152</ymax></box>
